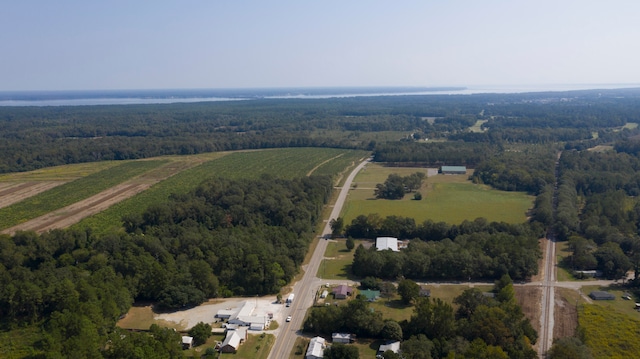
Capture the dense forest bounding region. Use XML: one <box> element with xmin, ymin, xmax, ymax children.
<box><xmin>2</xmin><ymin>88</ymin><xmax>640</xmax><ymax>173</ymax></box>
<box><xmin>4</xmin><ymin>88</ymin><xmax>640</xmax><ymax>357</ymax></box>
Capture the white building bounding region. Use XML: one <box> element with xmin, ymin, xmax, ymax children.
<box><xmin>217</xmin><ymin>301</ymin><xmax>268</xmax><ymax>330</ymax></box>
<box><xmin>306</xmin><ymin>336</ymin><xmax>326</xmax><ymax>359</ymax></box>
<box><xmin>379</xmin><ymin>341</ymin><xmax>401</xmax><ymax>354</ymax></box>
<box><xmin>376</xmin><ymin>237</ymin><xmax>399</xmax><ymax>252</ymax></box>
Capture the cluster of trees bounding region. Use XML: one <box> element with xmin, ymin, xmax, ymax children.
<box><xmin>471</xmin><ymin>146</ymin><xmax>557</xmax><ymax>193</ymax></box>
<box><xmin>374</xmin><ymin>172</ymin><xmax>425</xmax><ymax>199</ymax></box>
<box><xmin>304</xmin><ymin>275</ymin><xmax>537</xmax><ymax>359</ymax></box>
<box><xmin>352</xmin><ymin>230</ymin><xmax>540</xmax><ymax>281</ymax></box>
<box><xmin>551</xmin><ymin>150</ymin><xmax>640</xmax><ymax>280</ymax></box>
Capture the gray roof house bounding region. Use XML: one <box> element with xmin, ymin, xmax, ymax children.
<box><xmin>306</xmin><ymin>336</ymin><xmax>326</xmax><ymax>359</ymax></box>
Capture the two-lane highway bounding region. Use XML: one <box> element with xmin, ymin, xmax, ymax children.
<box><xmin>268</xmin><ymin>157</ymin><xmax>370</xmax><ymax>359</ymax></box>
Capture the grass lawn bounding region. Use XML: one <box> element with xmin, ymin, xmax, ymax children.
<box><xmin>581</xmin><ymin>285</ymin><xmax>639</xmax><ymax>316</ymax></box>
<box><xmin>224</xmin><ymin>333</ymin><xmax>275</xmax><ymax>359</ymax></box>
<box><xmin>318</xmin><ymin>239</ymin><xmax>367</xmax><ymax>279</ymax></box>
<box><xmin>0</xmin><ymin>161</ymin><xmax>120</xmax><ymax>182</ymax></box>
<box><xmin>555</xmin><ymin>241</ymin><xmax>576</xmax><ymax>282</ymax></box>
<box><xmin>184</xmin><ymin>334</ymin><xmax>225</xmax><ymax>358</ymax></box>
<box><xmin>352</xmin><ymin>339</ymin><xmax>382</xmax><ymax>359</ymax></box>
<box><xmin>342</xmin><ymin>163</ymin><xmax>534</xmax><ymax>225</ymax></box>
<box><xmin>289</xmin><ymin>337</ymin><xmax>310</xmax><ymax>359</ymax></box>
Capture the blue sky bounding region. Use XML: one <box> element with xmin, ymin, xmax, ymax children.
<box><xmin>2</xmin><ymin>1</ymin><xmax>639</xmax><ymax>91</ymax></box>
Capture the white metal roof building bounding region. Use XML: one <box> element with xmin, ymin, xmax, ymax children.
<box><xmin>306</xmin><ymin>336</ymin><xmax>326</xmax><ymax>359</ymax></box>
<box><xmin>376</xmin><ymin>237</ymin><xmax>399</xmax><ymax>252</ymax></box>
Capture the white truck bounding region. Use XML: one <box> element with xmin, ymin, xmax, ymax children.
<box><xmin>286</xmin><ymin>293</ymin><xmax>295</xmax><ymax>307</ymax></box>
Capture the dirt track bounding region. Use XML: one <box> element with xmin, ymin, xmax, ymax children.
<box><xmin>1</xmin><ymin>159</ymin><xmax>204</xmax><ymax>235</ymax></box>
<box><xmin>0</xmin><ymin>181</ymin><xmax>66</xmax><ymax>209</ymax></box>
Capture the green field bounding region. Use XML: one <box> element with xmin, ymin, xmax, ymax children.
<box><xmin>341</xmin><ymin>163</ymin><xmax>534</xmax><ymax>225</ymax></box>
<box><xmin>579</xmin><ymin>304</ymin><xmax>640</xmax><ymax>358</ymax></box>
<box><xmin>0</xmin><ymin>160</ymin><xmax>167</xmax><ymax>230</ymax></box>
<box><xmin>75</xmin><ymin>148</ymin><xmax>369</xmax><ymax>234</ymax></box>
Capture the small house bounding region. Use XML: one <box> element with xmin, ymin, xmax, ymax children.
<box><xmin>332</xmin><ymin>285</ymin><xmax>354</xmax><ymax>299</ymax></box>
<box><xmin>332</xmin><ymin>333</ymin><xmax>352</xmax><ymax>344</ymax></box>
<box><xmin>589</xmin><ymin>291</ymin><xmax>615</xmax><ymax>300</ymax></box>
<box><xmin>378</xmin><ymin>341</ymin><xmax>401</xmax><ymax>355</ymax></box>
<box><xmin>306</xmin><ymin>336</ymin><xmax>326</xmax><ymax>359</ymax></box>
<box><xmin>359</xmin><ymin>289</ymin><xmax>380</xmax><ymax>302</ymax></box>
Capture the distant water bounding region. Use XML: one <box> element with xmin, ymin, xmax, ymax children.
<box><xmin>0</xmin><ymin>85</ymin><xmax>639</xmax><ymax>107</ymax></box>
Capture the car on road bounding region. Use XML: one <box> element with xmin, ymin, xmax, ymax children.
<box><xmin>286</xmin><ymin>315</ymin><xmax>292</xmax><ymax>322</ymax></box>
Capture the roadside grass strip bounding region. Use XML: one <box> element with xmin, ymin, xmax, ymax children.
<box><xmin>0</xmin><ymin>160</ymin><xmax>166</xmax><ymax>230</ymax></box>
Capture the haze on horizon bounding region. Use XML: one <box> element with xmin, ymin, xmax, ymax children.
<box><xmin>2</xmin><ymin>0</ymin><xmax>639</xmax><ymax>92</ymax></box>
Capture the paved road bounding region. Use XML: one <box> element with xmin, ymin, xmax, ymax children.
<box><xmin>268</xmin><ymin>157</ymin><xmax>370</xmax><ymax>359</ymax></box>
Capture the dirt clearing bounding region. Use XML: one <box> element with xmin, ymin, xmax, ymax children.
<box><xmin>515</xmin><ymin>286</ymin><xmax>542</xmax><ymax>337</ymax></box>
<box><xmin>553</xmin><ymin>288</ymin><xmax>579</xmax><ymax>339</ymax></box>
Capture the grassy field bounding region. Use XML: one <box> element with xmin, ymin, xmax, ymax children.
<box><xmin>0</xmin><ymin>160</ymin><xmax>167</xmax><ymax>230</ymax></box>
<box><xmin>579</xmin><ymin>304</ymin><xmax>640</xmax><ymax>358</ymax></box>
<box><xmin>469</xmin><ymin>119</ymin><xmax>488</xmax><ymax>133</ymax></box>
<box><xmin>317</xmin><ymin>239</ymin><xmax>370</xmax><ymax>279</ymax></box>
<box><xmin>341</xmin><ymin>163</ymin><xmax>534</xmax><ymax>225</ymax></box>
<box><xmin>75</xmin><ymin>148</ymin><xmax>367</xmax><ymax>234</ymax></box>
<box><xmin>0</xmin><ymin>161</ymin><xmax>122</xmax><ymax>182</ymax></box>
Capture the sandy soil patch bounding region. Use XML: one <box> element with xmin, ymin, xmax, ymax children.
<box><xmin>553</xmin><ymin>290</ymin><xmax>578</xmax><ymax>339</ymax></box>
<box><xmin>0</xmin><ymin>181</ymin><xmax>66</xmax><ymax>209</ymax></box>
<box><xmin>530</xmin><ymin>238</ymin><xmax>546</xmax><ymax>283</ymax></box>
<box><xmin>515</xmin><ymin>286</ymin><xmax>541</xmax><ymax>339</ymax></box>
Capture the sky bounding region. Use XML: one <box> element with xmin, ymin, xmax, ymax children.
<box><xmin>2</xmin><ymin>0</ymin><xmax>640</xmax><ymax>91</ymax></box>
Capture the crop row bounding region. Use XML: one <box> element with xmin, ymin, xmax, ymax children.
<box><xmin>0</xmin><ymin>160</ymin><xmax>167</xmax><ymax>230</ymax></box>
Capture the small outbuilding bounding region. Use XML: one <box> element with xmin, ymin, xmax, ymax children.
<box><xmin>376</xmin><ymin>237</ymin><xmax>399</xmax><ymax>252</ymax></box>
<box><xmin>181</xmin><ymin>336</ymin><xmax>193</xmax><ymax>350</ymax></box>
<box><xmin>220</xmin><ymin>331</ymin><xmax>242</xmax><ymax>353</ymax></box>
<box><xmin>332</xmin><ymin>333</ymin><xmax>352</xmax><ymax>344</ymax></box>
<box><xmin>419</xmin><ymin>286</ymin><xmax>431</xmax><ymax>297</ymax></box>
<box><xmin>440</xmin><ymin>166</ymin><xmax>467</xmax><ymax>175</ymax></box>
<box><xmin>306</xmin><ymin>336</ymin><xmax>326</xmax><ymax>359</ymax></box>
<box><xmin>589</xmin><ymin>291</ymin><xmax>615</xmax><ymax>300</ymax></box>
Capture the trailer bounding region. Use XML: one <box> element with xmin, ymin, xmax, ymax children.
<box><xmin>286</xmin><ymin>293</ymin><xmax>295</xmax><ymax>306</ymax></box>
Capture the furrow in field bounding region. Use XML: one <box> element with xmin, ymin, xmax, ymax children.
<box><xmin>0</xmin><ymin>182</ymin><xmax>67</xmax><ymax>209</ymax></box>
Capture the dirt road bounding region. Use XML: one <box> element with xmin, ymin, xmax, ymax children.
<box><xmin>0</xmin><ymin>181</ymin><xmax>66</xmax><ymax>209</ymax></box>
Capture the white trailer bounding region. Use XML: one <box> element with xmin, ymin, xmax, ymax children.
<box><xmin>286</xmin><ymin>293</ymin><xmax>295</xmax><ymax>306</ymax></box>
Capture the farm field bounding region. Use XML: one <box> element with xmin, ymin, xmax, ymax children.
<box><xmin>579</xmin><ymin>303</ymin><xmax>640</xmax><ymax>358</ymax></box>
<box><xmin>0</xmin><ymin>160</ymin><xmax>167</xmax><ymax>230</ymax></box>
<box><xmin>75</xmin><ymin>148</ymin><xmax>369</xmax><ymax>234</ymax></box>
<box><xmin>341</xmin><ymin>163</ymin><xmax>534</xmax><ymax>225</ymax></box>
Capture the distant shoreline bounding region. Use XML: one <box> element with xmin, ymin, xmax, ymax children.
<box><xmin>0</xmin><ymin>84</ymin><xmax>639</xmax><ymax>107</ymax></box>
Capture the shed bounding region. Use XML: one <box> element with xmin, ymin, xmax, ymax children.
<box><xmin>332</xmin><ymin>333</ymin><xmax>352</xmax><ymax>344</ymax></box>
<box><xmin>589</xmin><ymin>291</ymin><xmax>615</xmax><ymax>300</ymax></box>
<box><xmin>306</xmin><ymin>336</ymin><xmax>326</xmax><ymax>359</ymax></box>
<box><xmin>181</xmin><ymin>336</ymin><xmax>193</xmax><ymax>350</ymax></box>
<box><xmin>419</xmin><ymin>286</ymin><xmax>431</xmax><ymax>297</ymax></box>
<box><xmin>332</xmin><ymin>285</ymin><xmax>354</xmax><ymax>299</ymax></box>
<box><xmin>376</xmin><ymin>237</ymin><xmax>399</xmax><ymax>252</ymax></box>
<box><xmin>378</xmin><ymin>341</ymin><xmax>401</xmax><ymax>354</ymax></box>
<box><xmin>440</xmin><ymin>166</ymin><xmax>467</xmax><ymax>175</ymax></box>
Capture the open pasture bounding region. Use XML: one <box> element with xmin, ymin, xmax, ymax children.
<box><xmin>341</xmin><ymin>163</ymin><xmax>534</xmax><ymax>224</ymax></box>
<box><xmin>75</xmin><ymin>148</ymin><xmax>367</xmax><ymax>234</ymax></box>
